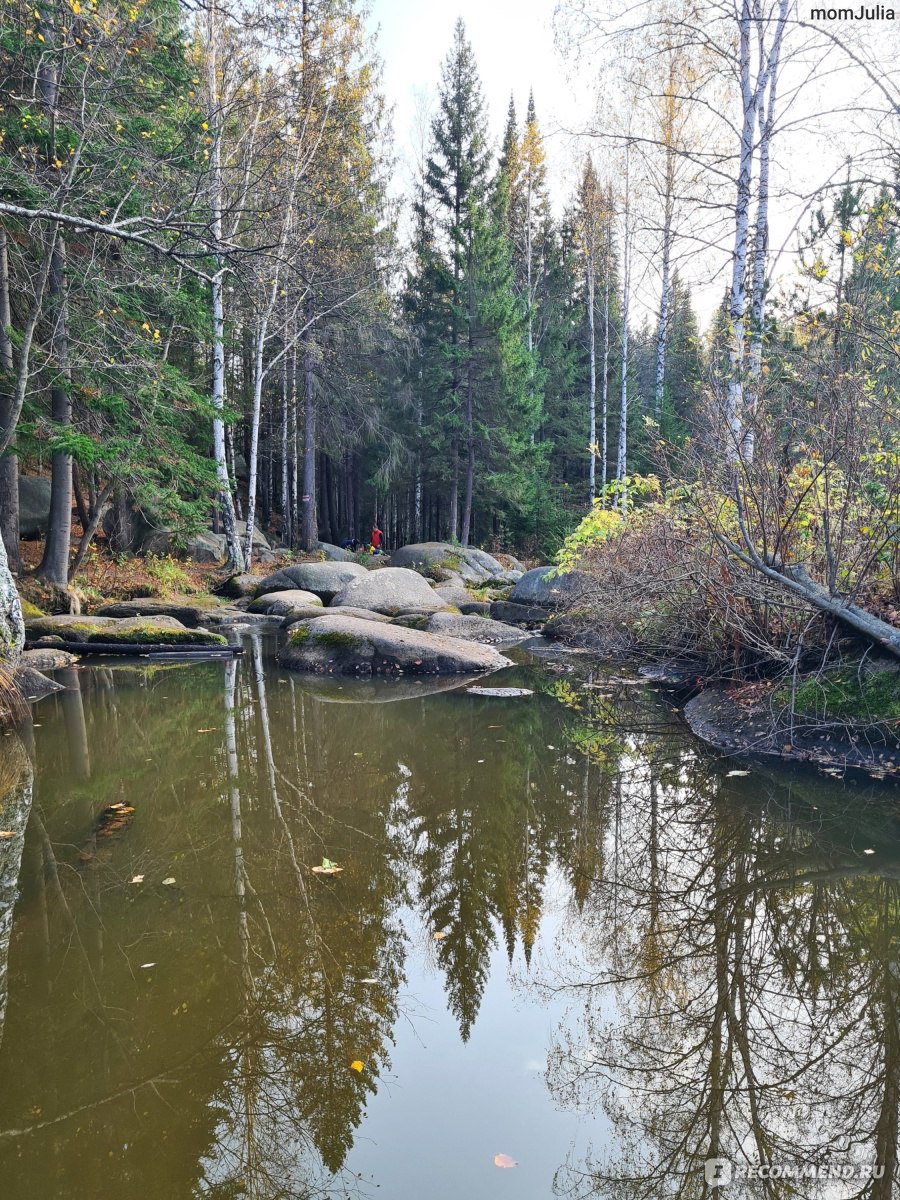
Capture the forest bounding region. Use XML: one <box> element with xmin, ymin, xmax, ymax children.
<box><xmin>0</xmin><ymin>0</ymin><xmax>898</xmax><ymax>700</ymax></box>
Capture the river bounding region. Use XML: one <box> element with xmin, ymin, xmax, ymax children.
<box><xmin>0</xmin><ymin>632</ymin><xmax>896</xmax><ymax>1199</ymax></box>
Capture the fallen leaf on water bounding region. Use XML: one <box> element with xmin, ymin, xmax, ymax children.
<box><xmin>359</xmin><ymin>978</ymin><xmax>379</xmax><ymax>985</ymax></box>
<box><xmin>433</xmin><ymin>931</ymin><xmax>447</xmax><ymax>940</ymax></box>
<box><xmin>726</xmin><ymin>770</ymin><xmax>751</xmax><ymax>777</ymax></box>
<box><xmin>863</xmin><ymin>848</ymin><xmax>876</xmax><ymax>855</ymax></box>
<box><xmin>162</xmin><ymin>877</ymin><xmax>176</xmax><ymax>886</ymax></box>
<box><xmin>312</xmin><ymin>857</ymin><xmax>344</xmax><ymax>876</ymax></box>
<box><xmin>140</xmin><ymin>962</ymin><xmax>156</xmax><ymax>969</ymax></box>
<box><xmin>349</xmin><ymin>1060</ymin><xmax>364</xmax><ymax>1072</ymax></box>
<box><xmin>494</xmin><ymin>1154</ymin><xmax>517</xmax><ymax>1168</ymax></box>
<box><xmin>197</xmin><ymin>727</ymin><xmax>216</xmax><ymax>733</ymax></box>
<box><xmin>0</xmin><ymin>831</ymin><xmax>16</xmax><ymax>840</ymax></box>
<box><xmin>130</xmin><ymin>874</ymin><xmax>145</xmax><ymax>884</ymax></box>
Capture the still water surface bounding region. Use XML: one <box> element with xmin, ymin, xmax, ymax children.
<box><xmin>0</xmin><ymin>633</ymin><xmax>897</xmax><ymax>1199</ymax></box>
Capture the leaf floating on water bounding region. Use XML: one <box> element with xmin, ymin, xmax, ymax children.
<box><xmin>140</xmin><ymin>962</ymin><xmax>156</xmax><ymax>969</ymax></box>
<box><xmin>432</xmin><ymin>930</ymin><xmax>447</xmax><ymax>940</ymax></box>
<box><xmin>494</xmin><ymin>1154</ymin><xmax>517</xmax><ymax>1168</ymax></box>
<box><xmin>863</xmin><ymin>848</ymin><xmax>876</xmax><ymax>855</ymax></box>
<box><xmin>162</xmin><ymin>877</ymin><xmax>176</xmax><ymax>886</ymax></box>
<box><xmin>197</xmin><ymin>727</ymin><xmax>216</xmax><ymax>733</ymax></box>
<box><xmin>312</xmin><ymin>857</ymin><xmax>344</xmax><ymax>876</ymax></box>
<box><xmin>466</xmin><ymin>687</ymin><xmax>533</xmax><ymax>698</ymax></box>
<box><xmin>349</xmin><ymin>1060</ymin><xmax>364</xmax><ymax>1072</ymax></box>
<box><xmin>0</xmin><ymin>831</ymin><xmax>16</xmax><ymax>840</ymax></box>
<box><xmin>130</xmin><ymin>874</ymin><xmax>145</xmax><ymax>884</ymax></box>
<box><xmin>359</xmin><ymin>978</ymin><xmax>379</xmax><ymax>985</ymax></box>
<box><xmin>726</xmin><ymin>770</ymin><xmax>751</xmax><ymax>777</ymax></box>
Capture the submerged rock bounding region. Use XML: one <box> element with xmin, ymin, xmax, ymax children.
<box><xmin>255</xmin><ymin>561</ymin><xmax>368</xmax><ymax>602</ymax></box>
<box><xmin>331</xmin><ymin>567</ymin><xmax>448</xmax><ymax>615</ymax></box>
<box><xmin>278</xmin><ymin>614</ymin><xmax>510</xmax><ymax>676</ymax></box>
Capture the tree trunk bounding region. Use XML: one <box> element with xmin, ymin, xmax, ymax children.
<box><xmin>38</xmin><ymin>237</ymin><xmax>73</xmax><ymax>586</ymax></box>
<box><xmin>586</xmin><ymin>255</ymin><xmax>596</xmax><ymax>503</ymax></box>
<box><xmin>207</xmin><ymin>1</ymin><xmax>244</xmax><ymax>573</ymax></box>
<box><xmin>448</xmin><ymin>443</ymin><xmax>458</xmax><ymax>542</ymax></box>
<box><xmin>300</xmin><ymin>342</ymin><xmax>317</xmax><ymax>551</ymax></box>
<box><xmin>0</xmin><ymin>226</ymin><xmax>19</xmax><ymax>573</ymax></box>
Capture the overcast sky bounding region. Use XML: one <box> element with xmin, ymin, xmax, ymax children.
<box><xmin>364</xmin><ymin>2</ymin><xmax>900</xmax><ymax>329</ymax></box>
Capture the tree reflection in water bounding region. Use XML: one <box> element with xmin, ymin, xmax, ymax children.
<box><xmin>541</xmin><ymin>688</ymin><xmax>900</xmax><ymax>1200</ymax></box>
<box><xmin>0</xmin><ymin>642</ymin><xmax>895</xmax><ymax>1200</ymax></box>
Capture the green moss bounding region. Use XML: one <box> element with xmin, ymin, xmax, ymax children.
<box><xmin>290</xmin><ymin>625</ymin><xmax>311</xmax><ymax>644</ymax></box>
<box><xmin>777</xmin><ymin>666</ymin><xmax>900</xmax><ymax>722</ymax></box>
<box><xmin>314</xmin><ymin>629</ymin><xmax>358</xmax><ymax>649</ymax></box>
<box><xmin>86</xmin><ymin>623</ymin><xmax>226</xmax><ymax>646</ymax></box>
<box><xmin>20</xmin><ymin>600</ymin><xmax>46</xmax><ymax>619</ymax></box>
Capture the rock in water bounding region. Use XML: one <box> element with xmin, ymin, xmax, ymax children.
<box><xmin>278</xmin><ymin>614</ymin><xmax>510</xmax><ymax>675</ymax></box>
<box><xmin>425</xmin><ymin>612</ymin><xmax>530</xmax><ymax>644</ymax></box>
<box><xmin>508</xmin><ymin>566</ymin><xmax>590</xmax><ymax>608</ymax></box>
<box><xmin>255</xmin><ymin>561</ymin><xmax>368</xmax><ymax>602</ymax></box>
<box><xmin>331</xmin><ymin>567</ymin><xmax>448</xmax><ymax>615</ymax></box>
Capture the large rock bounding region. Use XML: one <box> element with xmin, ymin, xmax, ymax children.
<box><xmin>391</xmin><ymin>542</ymin><xmax>518</xmax><ymax>585</ymax></box>
<box><xmin>18</xmin><ymin>475</ymin><xmax>52</xmax><ymax>538</ymax></box>
<box><xmin>248</xmin><ymin>590</ymin><xmax>323</xmax><ymax>618</ymax></box>
<box><xmin>21</xmin><ymin>646</ymin><xmax>79</xmax><ymax>670</ymax></box>
<box><xmin>433</xmin><ymin>583</ymin><xmax>475</xmax><ymax>607</ymax></box>
<box><xmin>14</xmin><ymin>664</ymin><xmax>64</xmax><ymax>702</ymax></box>
<box><xmin>26</xmin><ymin>613</ymin><xmax>226</xmax><ymax>646</ymax></box>
<box><xmin>236</xmin><ymin>521</ymin><xmax>270</xmax><ymax>551</ymax></box>
<box><xmin>256</xmin><ymin>561</ymin><xmax>368</xmax><ymax>602</ymax></box>
<box><xmin>278</xmin><ymin>614</ymin><xmax>510</xmax><ymax>676</ymax></box>
<box><xmin>425</xmin><ymin>612</ymin><xmax>530</xmax><ymax>644</ymax></box>
<box><xmin>184</xmin><ymin>532</ymin><xmax>225</xmax><ymax>563</ymax></box>
<box><xmin>490</xmin><ymin>600</ymin><xmax>550</xmax><ymax>626</ymax></box>
<box><xmin>317</xmin><ymin>542</ymin><xmax>354</xmax><ymax>561</ymax></box>
<box><xmin>509</xmin><ymin>566</ymin><xmax>589</xmax><ymax>608</ymax></box>
<box><xmin>219</xmin><ymin>574</ymin><xmax>261</xmax><ymax>599</ymax></box>
<box><xmin>97</xmin><ymin>597</ymin><xmax>223</xmax><ymax>626</ymax></box>
<box><xmin>331</xmin><ymin>567</ymin><xmax>447</xmax><ymax>615</ymax></box>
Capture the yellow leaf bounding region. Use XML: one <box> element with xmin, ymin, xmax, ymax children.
<box><xmin>432</xmin><ymin>931</ymin><xmax>447</xmax><ymax>940</ymax></box>
<box><xmin>71</xmin><ymin>0</ymin><xmax>81</xmax><ymax>11</ymax></box>
<box><xmin>349</xmin><ymin>1060</ymin><xmax>364</xmax><ymax>1072</ymax></box>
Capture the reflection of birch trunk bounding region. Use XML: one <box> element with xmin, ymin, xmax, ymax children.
<box><xmin>58</xmin><ymin>667</ymin><xmax>91</xmax><ymax>779</ymax></box>
<box><xmin>0</xmin><ymin>742</ymin><xmax>33</xmax><ymax>1055</ymax></box>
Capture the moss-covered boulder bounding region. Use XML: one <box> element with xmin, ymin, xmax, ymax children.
<box><xmin>26</xmin><ymin>613</ymin><xmax>226</xmax><ymax>647</ymax></box>
<box><xmin>278</xmin><ymin>614</ymin><xmax>510</xmax><ymax>676</ymax></box>
<box><xmin>391</xmin><ymin>542</ymin><xmax>519</xmax><ymax>584</ymax></box>
<box><xmin>425</xmin><ymin>611</ymin><xmax>531</xmax><ymax>645</ymax></box>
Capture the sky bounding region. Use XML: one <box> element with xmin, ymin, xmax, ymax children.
<box><xmin>364</xmin><ymin>1</ymin><xmax>900</xmax><ymax>329</ymax></box>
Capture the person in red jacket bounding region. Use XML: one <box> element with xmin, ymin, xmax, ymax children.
<box><xmin>371</xmin><ymin>524</ymin><xmax>384</xmax><ymax>554</ymax></box>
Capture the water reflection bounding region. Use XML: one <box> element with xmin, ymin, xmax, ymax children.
<box><xmin>0</xmin><ymin>637</ymin><xmax>894</xmax><ymax>1198</ymax></box>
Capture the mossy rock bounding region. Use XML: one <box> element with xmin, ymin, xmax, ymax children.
<box><xmin>20</xmin><ymin>599</ymin><xmax>46</xmax><ymax>620</ymax></box>
<box><xmin>775</xmin><ymin>662</ymin><xmax>900</xmax><ymax>723</ymax></box>
<box><xmin>86</xmin><ymin>618</ymin><xmax>227</xmax><ymax>646</ymax></box>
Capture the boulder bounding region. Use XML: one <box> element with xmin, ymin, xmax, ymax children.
<box><xmin>26</xmin><ymin>613</ymin><xmax>226</xmax><ymax>646</ymax></box>
<box><xmin>248</xmin><ymin>590</ymin><xmax>324</xmax><ymax>618</ymax></box>
<box><xmin>18</xmin><ymin>475</ymin><xmax>52</xmax><ymax>538</ymax></box>
<box><xmin>235</xmin><ymin>520</ymin><xmax>270</xmax><ymax>551</ymax></box>
<box><xmin>459</xmin><ymin>600</ymin><xmax>491</xmax><ymax>616</ymax></box>
<box><xmin>508</xmin><ymin>565</ymin><xmax>589</xmax><ymax>608</ymax></box>
<box><xmin>331</xmin><ymin>567</ymin><xmax>447</xmax><ymax>615</ymax></box>
<box><xmin>433</xmin><ymin>583</ymin><xmax>475</xmax><ymax>607</ymax></box>
<box><xmin>490</xmin><ymin>600</ymin><xmax>550</xmax><ymax>627</ymax></box>
<box><xmin>278</xmin><ymin>614</ymin><xmax>510</xmax><ymax>676</ymax></box>
<box><xmin>97</xmin><ymin>598</ymin><xmax>224</xmax><ymax>626</ymax></box>
<box><xmin>391</xmin><ymin>542</ymin><xmax>517</xmax><ymax>585</ymax></box>
<box><xmin>312</xmin><ymin>606</ymin><xmax>393</xmax><ymax>624</ymax></box>
<box><xmin>316</xmin><ymin>542</ymin><xmax>354</xmax><ymax>561</ymax></box>
<box><xmin>184</xmin><ymin>532</ymin><xmax>225</xmax><ymax>563</ymax></box>
<box><xmin>255</xmin><ymin>561</ymin><xmax>368</xmax><ymax>602</ymax></box>
<box><xmin>425</xmin><ymin>612</ymin><xmax>530</xmax><ymax>644</ymax></box>
<box><xmin>218</xmin><ymin>574</ymin><xmax>261</xmax><ymax>599</ymax></box>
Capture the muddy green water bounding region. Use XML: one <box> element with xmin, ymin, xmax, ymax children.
<box><xmin>0</xmin><ymin>633</ymin><xmax>897</xmax><ymax>1199</ymax></box>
